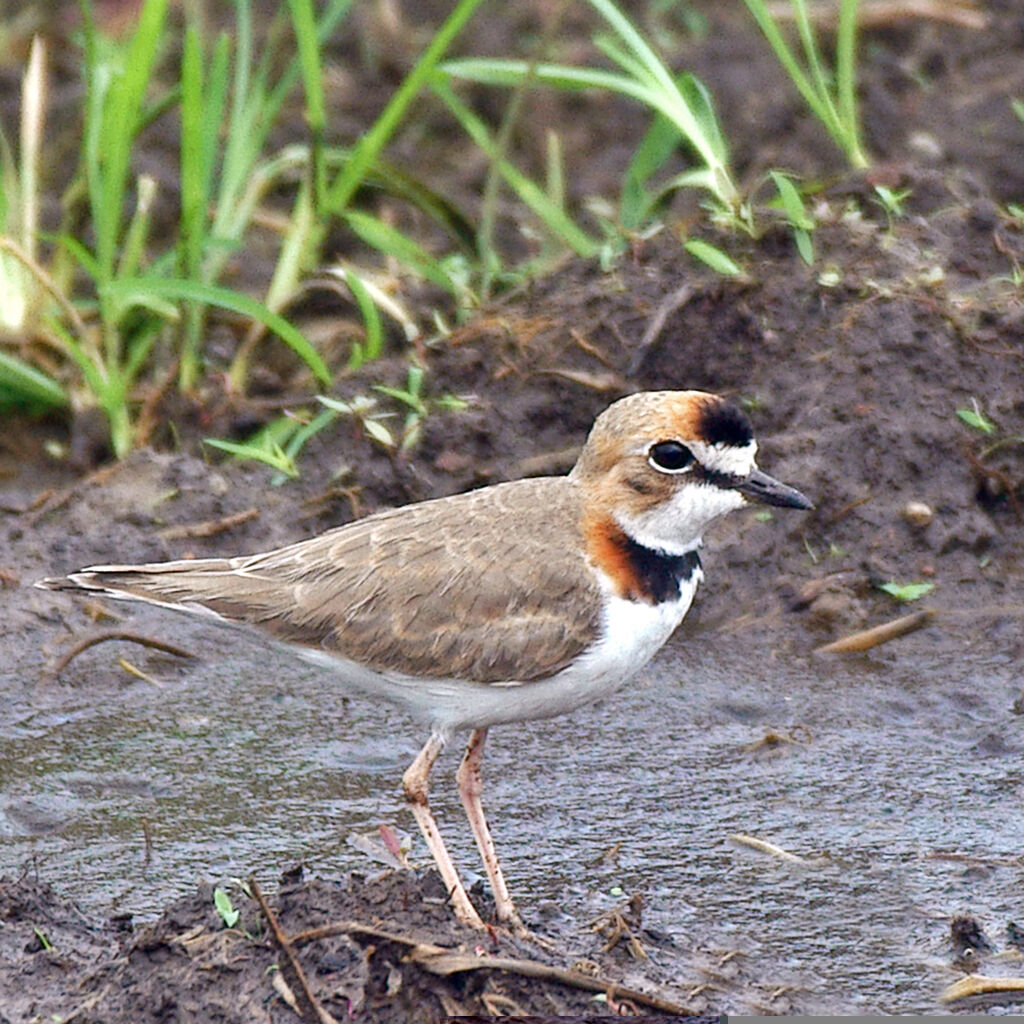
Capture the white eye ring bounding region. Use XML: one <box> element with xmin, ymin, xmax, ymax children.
<box><xmin>648</xmin><ymin>440</ymin><xmax>696</xmax><ymax>474</ymax></box>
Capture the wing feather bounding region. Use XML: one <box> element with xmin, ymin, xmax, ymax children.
<box><xmin>53</xmin><ymin>477</ymin><xmax>602</xmax><ymax>684</ymax></box>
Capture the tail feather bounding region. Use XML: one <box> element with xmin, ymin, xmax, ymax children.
<box><xmin>36</xmin><ymin>559</ymin><xmax>258</xmax><ymax>615</ymax></box>
<box><xmin>36</xmin><ymin>559</ymin><xmax>330</xmax><ymax>645</ymax></box>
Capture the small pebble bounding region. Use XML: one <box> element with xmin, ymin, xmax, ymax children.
<box><xmin>902</xmin><ymin>501</ymin><xmax>933</xmax><ymax>528</ymax></box>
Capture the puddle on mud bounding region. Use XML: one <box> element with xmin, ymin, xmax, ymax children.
<box><xmin>1</xmin><ymin>612</ymin><xmax>1020</xmax><ymax>1015</ymax></box>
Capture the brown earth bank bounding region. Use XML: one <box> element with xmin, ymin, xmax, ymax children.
<box><xmin>0</xmin><ymin>868</ymin><xmax>728</xmax><ymax>1021</ymax></box>
<box><xmin>2</xmin><ymin>1</ymin><xmax>1024</xmax><ymax>1020</ymax></box>
<box><xmin>2</xmin><ymin>167</ymin><xmax>1022</xmax><ymax>1020</ymax></box>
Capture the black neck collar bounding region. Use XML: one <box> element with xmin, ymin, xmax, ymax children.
<box><xmin>613</xmin><ymin>531</ymin><xmax>702</xmax><ymax>604</ymax></box>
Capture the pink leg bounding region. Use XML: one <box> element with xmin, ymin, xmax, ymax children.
<box><xmin>402</xmin><ymin>733</ymin><xmax>484</xmax><ymax>929</ymax></box>
<box><xmin>456</xmin><ymin>728</ymin><xmax>525</xmax><ymax>932</ymax></box>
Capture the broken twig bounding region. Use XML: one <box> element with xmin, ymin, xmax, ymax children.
<box><xmin>43</xmin><ymin>631</ymin><xmax>195</xmax><ymax>682</ymax></box>
<box><xmin>157</xmin><ymin>507</ymin><xmax>260</xmax><ymax>541</ymax></box>
<box><xmin>289</xmin><ymin>918</ymin><xmax>696</xmax><ymax>1015</ymax></box>
<box><xmin>942</xmin><ymin>974</ymin><xmax>1024</xmax><ymax>1003</ymax></box>
<box><xmin>729</xmin><ymin>833</ymin><xmax>830</xmax><ymax>867</ymax></box>
<box><xmin>815</xmin><ymin>609</ymin><xmax>935</xmax><ymax>653</ymax></box>
<box><xmin>250</xmin><ymin>876</ymin><xmax>340</xmax><ymax>1024</ymax></box>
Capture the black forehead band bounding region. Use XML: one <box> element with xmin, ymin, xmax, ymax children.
<box><xmin>698</xmin><ymin>400</ymin><xmax>754</xmax><ymax>447</ymax></box>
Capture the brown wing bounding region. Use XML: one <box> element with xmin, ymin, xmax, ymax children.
<box><xmin>58</xmin><ymin>478</ymin><xmax>602</xmax><ymax>684</ymax></box>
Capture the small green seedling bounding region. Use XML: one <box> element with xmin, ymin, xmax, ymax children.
<box><xmin>956</xmin><ymin>403</ymin><xmax>996</xmax><ymax>435</ymax></box>
<box><xmin>213</xmin><ymin>886</ymin><xmax>240</xmax><ymax>928</ymax></box>
<box><xmin>373</xmin><ymin>364</ymin><xmax>470</xmax><ymax>453</ymax></box>
<box><xmin>684</xmin><ymin>238</ymin><xmax>742</xmax><ymax>276</ymax></box>
<box><xmin>770</xmin><ymin>171</ymin><xmax>815</xmax><ymax>264</ymax></box>
<box><xmin>319</xmin><ymin>393</ymin><xmax>396</xmax><ymax>449</ymax></box>
<box><xmin>33</xmin><ymin>926</ymin><xmax>54</xmax><ymax>950</ymax></box>
<box><xmin>872</xmin><ymin>184</ymin><xmax>911</xmax><ymax>226</ymax></box>
<box><xmin>204</xmin><ymin>435</ymin><xmax>299</xmax><ymax>478</ymax></box>
<box><xmin>878</xmin><ymin>581</ymin><xmax>934</xmax><ymax>603</ymax></box>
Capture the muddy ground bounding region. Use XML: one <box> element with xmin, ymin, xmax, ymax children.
<box><xmin>2</xmin><ymin>0</ymin><xmax>1024</xmax><ymax>1019</ymax></box>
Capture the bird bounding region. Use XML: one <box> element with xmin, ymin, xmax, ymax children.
<box><xmin>37</xmin><ymin>390</ymin><xmax>811</xmax><ymax>933</ymax></box>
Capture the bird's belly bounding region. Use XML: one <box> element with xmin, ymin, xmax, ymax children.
<box><xmin>295</xmin><ymin>576</ymin><xmax>699</xmax><ymax>735</ymax></box>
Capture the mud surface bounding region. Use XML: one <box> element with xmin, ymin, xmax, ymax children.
<box><xmin>2</xmin><ymin>1</ymin><xmax>1024</xmax><ymax>1019</ymax></box>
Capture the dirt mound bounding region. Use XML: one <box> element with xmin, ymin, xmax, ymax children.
<box><xmin>0</xmin><ymin>867</ymin><xmax>724</xmax><ymax>1021</ymax></box>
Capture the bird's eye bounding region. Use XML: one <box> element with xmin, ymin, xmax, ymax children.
<box><xmin>648</xmin><ymin>440</ymin><xmax>695</xmax><ymax>473</ymax></box>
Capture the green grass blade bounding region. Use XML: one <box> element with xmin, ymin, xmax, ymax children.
<box><xmin>82</xmin><ymin>0</ymin><xmax>169</xmax><ymax>283</ymax></box>
<box><xmin>620</xmin><ymin>109</ymin><xmax>680</xmax><ymax>229</ymax></box>
<box><xmin>442</xmin><ymin>57</ymin><xmax>630</xmax><ymax>92</ymax></box>
<box><xmin>770</xmin><ymin>171</ymin><xmax>814</xmax><ymax>229</ymax></box>
<box><xmin>180</xmin><ymin>24</ymin><xmax>205</xmax><ymax>277</ymax></box>
<box><xmin>285</xmin><ymin>0</ymin><xmax>327</xmax><ymax>207</ymax></box>
<box><xmin>58</xmin><ymin>232</ymin><xmax>100</xmax><ymax>281</ymax></box>
<box><xmin>204</xmin><ymin>435</ymin><xmax>299</xmax><ymax>477</ymax></box>
<box><xmin>325</xmin><ymin>0</ymin><xmax>487</xmax><ymax>214</ymax></box>
<box><xmin>281</xmin><ymin>405</ymin><xmax>338</xmax><ymax>466</ymax></box>
<box><xmin>442</xmin><ymin>57</ymin><xmax>736</xmax><ymax>212</ymax></box>
<box><xmin>260</xmin><ymin>178</ymin><xmax>316</xmax><ymax>332</ymax></box>
<box><xmin>740</xmin><ymin>1</ymin><xmax>829</xmax><ymax>126</ymax></box>
<box><xmin>48</xmin><ymin>315</ymin><xmax>133</xmax><ymax>456</ymax></box>
<box><xmin>677</xmin><ymin>73</ymin><xmax>729</xmax><ymax>166</ymax></box>
<box><xmin>742</xmin><ymin>0</ymin><xmax>866</xmax><ymax>168</ymax></box>
<box><xmin>343</xmin><ymin>269</ymin><xmax>383</xmax><ymax>367</ymax></box>
<box><xmin>214</xmin><ymin>0</ymin><xmax>257</xmax><ymax>240</ymax></box>
<box><xmin>342</xmin><ymin>209</ymin><xmax>459</xmax><ymax>294</ymax></box>
<box><xmin>791</xmin><ymin>0</ymin><xmax>835</xmax><ymax>122</ymax></box>
<box><xmin>586</xmin><ymin>0</ymin><xmax>676</xmax><ymax>96</ymax></box>
<box><xmin>591</xmin><ymin>32</ymin><xmax>652</xmax><ymax>87</ymax></box>
<box><xmin>433</xmin><ymin>81</ymin><xmax>601</xmax><ymax>257</ymax></box>
<box><xmin>684</xmin><ymin>238</ymin><xmax>741</xmax><ymax>276</ymax></box>
<box><xmin>47</xmin><ymin>317</ymin><xmax>108</xmax><ymax>399</ymax></box>
<box><xmin>180</xmin><ymin>27</ymin><xmax>230</xmax><ymax>278</ymax></box>
<box><xmin>586</xmin><ymin>0</ymin><xmax>732</xmax><ymax>194</ymax></box>
<box><xmin>78</xmin><ymin>4</ymin><xmax>107</xmax><ymax>282</ymax></box>
<box><xmin>117</xmin><ymin>173</ymin><xmax>157</xmax><ymax>281</ymax></box>
<box><xmin>103</xmin><ymin>277</ymin><xmax>331</xmax><ymax>385</ymax></box>
<box><xmin>0</xmin><ymin>350</ymin><xmax>68</xmax><ymax>408</ymax></box>
<box><xmin>836</xmin><ymin>0</ymin><xmax>866</xmax><ymax>166</ymax></box>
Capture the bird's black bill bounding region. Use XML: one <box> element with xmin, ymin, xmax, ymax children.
<box><xmin>735</xmin><ymin>468</ymin><xmax>813</xmax><ymax>510</ymax></box>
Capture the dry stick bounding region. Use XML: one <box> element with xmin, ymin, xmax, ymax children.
<box><xmin>44</xmin><ymin>631</ymin><xmax>196</xmax><ymax>680</ymax></box>
<box><xmin>628</xmin><ymin>282</ymin><xmax>696</xmax><ymax>375</ymax></box>
<box><xmin>133</xmin><ymin>360</ymin><xmax>181</xmax><ymax>448</ymax></box>
<box><xmin>25</xmin><ymin>462</ymin><xmax>125</xmax><ymax>526</ymax></box>
<box><xmin>942</xmin><ymin>974</ymin><xmax>1024</xmax><ymax>1003</ymax></box>
<box><xmin>815</xmin><ymin>609</ymin><xmax>936</xmax><ymax>653</ymax></box>
<box><xmin>413</xmin><ymin>949</ymin><xmax>697</xmax><ymax>1015</ymax></box>
<box><xmin>542</xmin><ymin>366</ymin><xmax>626</xmax><ymax>392</ymax></box>
<box><xmin>729</xmin><ymin>833</ymin><xmax>820</xmax><ymax>865</ymax></box>
<box><xmin>765</xmin><ymin>0</ymin><xmax>989</xmax><ymax>30</ymax></box>
<box><xmin>289</xmin><ymin>920</ymin><xmax>699</xmax><ymax>1015</ymax></box>
<box><xmin>570</xmin><ymin>327</ymin><xmax>617</xmax><ymax>368</ymax></box>
<box><xmin>0</xmin><ymin>488</ymin><xmax>53</xmax><ymax>514</ymax></box>
<box><xmin>62</xmin><ymin>984</ymin><xmax>114</xmax><ymax>1024</ymax></box>
<box><xmin>249</xmin><ymin>877</ymin><xmax>340</xmax><ymax>1024</ymax></box>
<box><xmin>157</xmin><ymin>507</ymin><xmax>260</xmax><ymax>541</ymax></box>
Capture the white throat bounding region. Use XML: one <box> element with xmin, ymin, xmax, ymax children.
<box><xmin>616</xmin><ymin>481</ymin><xmax>746</xmax><ymax>555</ymax></box>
